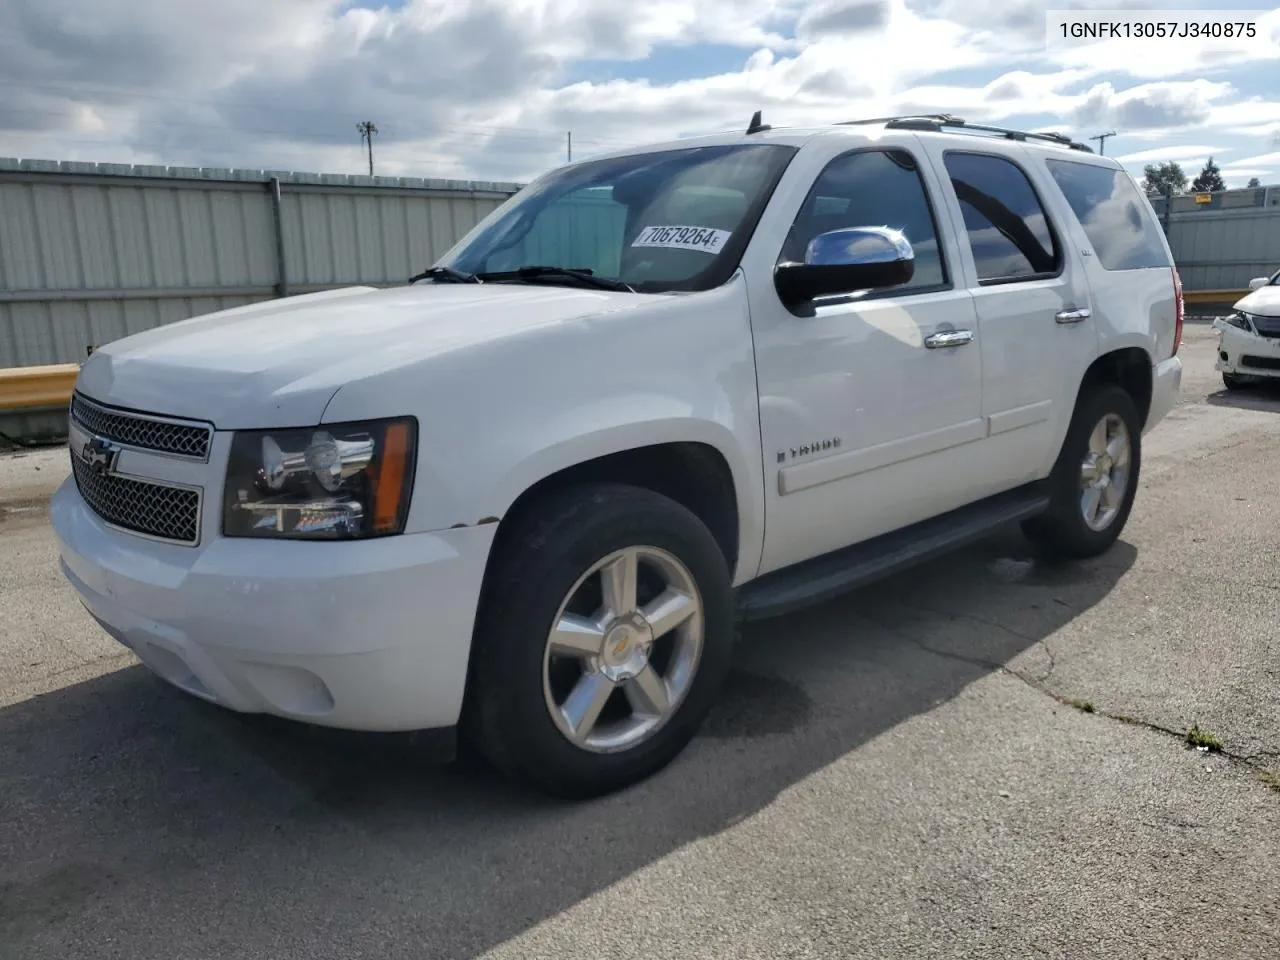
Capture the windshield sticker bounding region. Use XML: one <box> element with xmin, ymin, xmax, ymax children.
<box><xmin>631</xmin><ymin>225</ymin><xmax>731</xmax><ymax>254</ymax></box>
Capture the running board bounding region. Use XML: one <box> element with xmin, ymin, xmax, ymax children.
<box><xmin>734</xmin><ymin>483</ymin><xmax>1051</xmax><ymax>621</ymax></box>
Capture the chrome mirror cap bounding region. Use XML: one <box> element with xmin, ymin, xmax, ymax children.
<box><xmin>804</xmin><ymin>226</ymin><xmax>915</xmax><ymax>267</ymax></box>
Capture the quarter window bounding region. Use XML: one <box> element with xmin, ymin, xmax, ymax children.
<box><xmin>1045</xmin><ymin>159</ymin><xmax>1171</xmax><ymax>271</ymax></box>
<box><xmin>943</xmin><ymin>152</ymin><xmax>1060</xmax><ymax>284</ymax></box>
<box><xmin>780</xmin><ymin>148</ymin><xmax>947</xmax><ymax>292</ymax></box>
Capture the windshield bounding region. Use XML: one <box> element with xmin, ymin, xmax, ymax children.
<box><xmin>435</xmin><ymin>143</ymin><xmax>798</xmax><ymax>293</ymax></box>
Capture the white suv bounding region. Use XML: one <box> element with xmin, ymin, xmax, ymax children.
<box><xmin>51</xmin><ymin>113</ymin><xmax>1184</xmax><ymax>798</ymax></box>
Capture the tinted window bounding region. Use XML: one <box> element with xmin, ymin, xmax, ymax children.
<box><xmin>943</xmin><ymin>152</ymin><xmax>1060</xmax><ymax>283</ymax></box>
<box><xmin>480</xmin><ymin>187</ymin><xmax>629</xmax><ymax>279</ymax></box>
<box><xmin>440</xmin><ymin>143</ymin><xmax>797</xmax><ymax>293</ymax></box>
<box><xmin>1045</xmin><ymin>159</ymin><xmax>1171</xmax><ymax>271</ymax></box>
<box><xmin>780</xmin><ymin>148</ymin><xmax>946</xmax><ymax>291</ymax></box>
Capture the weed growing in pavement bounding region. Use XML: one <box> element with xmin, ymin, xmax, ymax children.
<box><xmin>1185</xmin><ymin>725</ymin><xmax>1224</xmax><ymax>752</ymax></box>
<box><xmin>1256</xmin><ymin>771</ymin><xmax>1280</xmax><ymax>795</ymax></box>
<box><xmin>1068</xmin><ymin>699</ymin><xmax>1095</xmax><ymax>713</ymax></box>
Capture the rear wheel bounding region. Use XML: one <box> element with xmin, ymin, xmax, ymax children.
<box><xmin>1022</xmin><ymin>384</ymin><xmax>1141</xmax><ymax>560</ymax></box>
<box><xmin>462</xmin><ymin>483</ymin><xmax>735</xmax><ymax>799</ymax></box>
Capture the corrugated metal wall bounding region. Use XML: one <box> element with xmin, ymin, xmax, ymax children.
<box><xmin>1152</xmin><ymin>188</ymin><xmax>1280</xmax><ymax>292</ymax></box>
<box><xmin>0</xmin><ymin>159</ymin><xmax>520</xmax><ymax>368</ymax></box>
<box><xmin>1165</xmin><ymin>209</ymin><xmax>1280</xmax><ymax>292</ymax></box>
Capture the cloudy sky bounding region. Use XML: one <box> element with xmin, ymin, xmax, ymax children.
<box><xmin>2</xmin><ymin>0</ymin><xmax>1279</xmax><ymax>187</ymax></box>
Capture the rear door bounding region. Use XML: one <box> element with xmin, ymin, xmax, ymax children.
<box><xmin>1038</xmin><ymin>155</ymin><xmax>1180</xmax><ymax>369</ymax></box>
<box><xmin>918</xmin><ymin>143</ymin><xmax>1098</xmax><ymax>485</ymax></box>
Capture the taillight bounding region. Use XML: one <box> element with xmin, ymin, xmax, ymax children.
<box><xmin>1171</xmin><ymin>266</ymin><xmax>1184</xmax><ymax>357</ymax></box>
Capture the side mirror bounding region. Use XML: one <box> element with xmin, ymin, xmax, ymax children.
<box><xmin>774</xmin><ymin>227</ymin><xmax>915</xmax><ymax>309</ymax></box>
<box><xmin>1248</xmin><ymin>276</ymin><xmax>1270</xmax><ymax>292</ymax></box>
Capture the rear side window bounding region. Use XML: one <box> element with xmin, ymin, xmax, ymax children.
<box><xmin>1045</xmin><ymin>159</ymin><xmax>1172</xmax><ymax>271</ymax></box>
<box><xmin>943</xmin><ymin>152</ymin><xmax>1061</xmax><ymax>284</ymax></box>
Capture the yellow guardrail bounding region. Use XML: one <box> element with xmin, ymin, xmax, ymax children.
<box><xmin>1183</xmin><ymin>288</ymin><xmax>1246</xmax><ymax>305</ymax></box>
<box><xmin>0</xmin><ymin>363</ymin><xmax>79</xmax><ymax>412</ymax></box>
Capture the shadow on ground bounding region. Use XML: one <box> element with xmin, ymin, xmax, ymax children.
<box><xmin>0</xmin><ymin>525</ymin><xmax>1136</xmax><ymax>960</ymax></box>
<box><xmin>1206</xmin><ymin>377</ymin><xmax>1280</xmax><ymax>414</ymax></box>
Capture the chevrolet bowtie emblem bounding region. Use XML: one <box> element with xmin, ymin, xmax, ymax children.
<box><xmin>80</xmin><ymin>434</ymin><xmax>121</xmax><ymax>476</ymax></box>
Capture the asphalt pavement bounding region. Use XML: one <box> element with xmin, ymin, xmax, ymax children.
<box><xmin>2</xmin><ymin>320</ymin><xmax>1277</xmax><ymax>960</ymax></box>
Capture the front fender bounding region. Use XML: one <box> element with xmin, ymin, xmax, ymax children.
<box><xmin>320</xmin><ymin>273</ymin><xmax>766</xmax><ymax>577</ymax></box>
<box><xmin>485</xmin><ymin>407</ymin><xmax>763</xmax><ymax>584</ymax></box>
<box><xmin>489</xmin><ymin>407</ymin><xmax>754</xmax><ymax>516</ymax></box>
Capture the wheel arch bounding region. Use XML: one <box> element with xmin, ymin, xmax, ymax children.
<box><xmin>1079</xmin><ymin>345</ymin><xmax>1154</xmax><ymax>428</ymax></box>
<box><xmin>487</xmin><ymin>438</ymin><xmax>745</xmax><ymax>581</ymax></box>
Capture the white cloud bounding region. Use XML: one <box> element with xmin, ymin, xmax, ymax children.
<box><xmin>1115</xmin><ymin>144</ymin><xmax>1228</xmax><ymax>164</ymax></box>
<box><xmin>1066</xmin><ymin>80</ymin><xmax>1235</xmax><ymax>135</ymax></box>
<box><xmin>0</xmin><ymin>0</ymin><xmax>1279</xmax><ymax>183</ymax></box>
<box><xmin>796</xmin><ymin>0</ymin><xmax>891</xmax><ymax>39</ymax></box>
<box><xmin>1206</xmin><ymin>100</ymin><xmax>1280</xmax><ymax>130</ymax></box>
<box><xmin>1223</xmin><ymin>151</ymin><xmax>1280</xmax><ymax>169</ymax></box>
<box><xmin>1220</xmin><ymin>168</ymin><xmax>1275</xmax><ymax>179</ymax></box>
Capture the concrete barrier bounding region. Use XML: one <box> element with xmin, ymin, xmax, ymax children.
<box><xmin>0</xmin><ymin>364</ymin><xmax>78</xmax><ymax>412</ymax></box>
<box><xmin>1182</xmin><ymin>289</ymin><xmax>1246</xmax><ymax>306</ymax></box>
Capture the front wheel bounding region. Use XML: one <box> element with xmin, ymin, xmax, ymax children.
<box><xmin>1223</xmin><ymin>372</ymin><xmax>1246</xmax><ymax>390</ymax></box>
<box><xmin>462</xmin><ymin>483</ymin><xmax>735</xmax><ymax>799</ymax></box>
<box><xmin>1022</xmin><ymin>384</ymin><xmax>1142</xmax><ymax>560</ymax></box>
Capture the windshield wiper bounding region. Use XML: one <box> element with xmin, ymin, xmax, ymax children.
<box><xmin>476</xmin><ymin>265</ymin><xmax>636</xmax><ymax>293</ymax></box>
<box><xmin>408</xmin><ymin>265</ymin><xmax>481</xmax><ymax>284</ymax></box>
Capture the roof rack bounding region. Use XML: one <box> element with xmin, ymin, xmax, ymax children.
<box><xmin>838</xmin><ymin>114</ymin><xmax>1094</xmax><ymax>153</ymax></box>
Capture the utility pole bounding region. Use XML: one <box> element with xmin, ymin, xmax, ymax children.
<box><xmin>357</xmin><ymin>121</ymin><xmax>378</xmax><ymax>176</ymax></box>
<box><xmin>1090</xmin><ymin>130</ymin><xmax>1116</xmax><ymax>155</ymax></box>
<box><xmin>567</xmin><ymin>131</ymin><xmax>572</xmax><ymax>163</ymax></box>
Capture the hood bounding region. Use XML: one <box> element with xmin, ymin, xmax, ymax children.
<box><xmin>1235</xmin><ymin>283</ymin><xmax>1280</xmax><ymax>317</ymax></box>
<box><xmin>76</xmin><ymin>283</ymin><xmax>651</xmax><ymax>429</ymax></box>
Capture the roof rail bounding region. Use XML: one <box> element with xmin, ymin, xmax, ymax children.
<box><xmin>839</xmin><ymin>113</ymin><xmax>960</xmax><ymax>127</ymax></box>
<box><xmin>838</xmin><ymin>114</ymin><xmax>1094</xmax><ymax>153</ymax></box>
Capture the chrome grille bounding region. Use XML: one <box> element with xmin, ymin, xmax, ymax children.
<box><xmin>71</xmin><ymin>394</ymin><xmax>211</xmax><ymax>460</ymax></box>
<box><xmin>70</xmin><ymin>454</ymin><xmax>201</xmax><ymax>544</ymax></box>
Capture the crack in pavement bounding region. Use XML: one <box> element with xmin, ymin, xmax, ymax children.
<box><xmin>882</xmin><ymin>602</ymin><xmax>1059</xmax><ymax>686</ymax></box>
<box><xmin>874</xmin><ymin>605</ymin><xmax>1279</xmax><ymax>789</ymax></box>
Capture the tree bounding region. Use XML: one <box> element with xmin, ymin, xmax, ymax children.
<box><xmin>1143</xmin><ymin>161</ymin><xmax>1187</xmax><ymax>197</ymax></box>
<box><xmin>1191</xmin><ymin>156</ymin><xmax>1226</xmax><ymax>193</ymax></box>
<box><xmin>1247</xmin><ymin>177</ymin><xmax>1262</xmax><ymax>188</ymax></box>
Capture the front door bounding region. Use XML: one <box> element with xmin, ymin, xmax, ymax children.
<box><xmin>743</xmin><ymin>140</ymin><xmax>992</xmax><ymax>576</ymax></box>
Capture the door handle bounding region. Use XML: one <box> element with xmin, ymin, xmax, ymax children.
<box><xmin>924</xmin><ymin>329</ymin><xmax>974</xmax><ymax>349</ymax></box>
<box><xmin>1055</xmin><ymin>307</ymin><xmax>1092</xmax><ymax>324</ymax></box>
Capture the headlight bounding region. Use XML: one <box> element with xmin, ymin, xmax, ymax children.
<box><xmin>222</xmin><ymin>417</ymin><xmax>416</xmax><ymax>539</ymax></box>
<box><xmin>1224</xmin><ymin>312</ymin><xmax>1254</xmax><ymax>332</ymax></box>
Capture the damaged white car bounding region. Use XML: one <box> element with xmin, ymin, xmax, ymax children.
<box><xmin>1215</xmin><ymin>269</ymin><xmax>1280</xmax><ymax>389</ymax></box>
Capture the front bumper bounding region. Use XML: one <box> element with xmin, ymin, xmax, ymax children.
<box><xmin>1213</xmin><ymin>319</ymin><xmax>1280</xmax><ymax>379</ymax></box>
<box><xmin>51</xmin><ymin>477</ymin><xmax>496</xmax><ymax>731</ymax></box>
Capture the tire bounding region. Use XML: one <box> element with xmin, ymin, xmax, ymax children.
<box><xmin>1223</xmin><ymin>372</ymin><xmax>1246</xmax><ymax>390</ymax></box>
<box><xmin>461</xmin><ymin>483</ymin><xmax>735</xmax><ymax>799</ymax></box>
<box><xmin>1022</xmin><ymin>383</ymin><xmax>1142</xmax><ymax>561</ymax></box>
